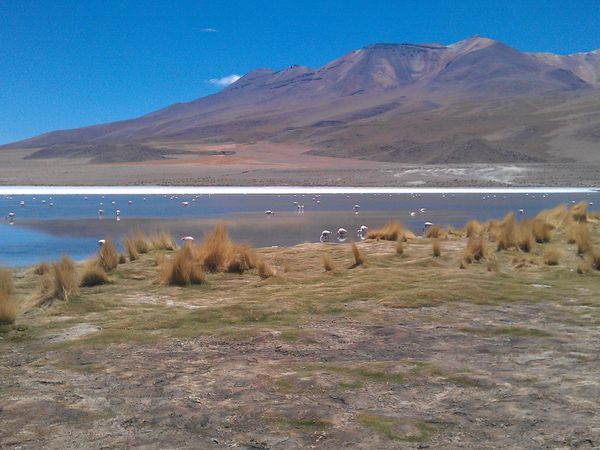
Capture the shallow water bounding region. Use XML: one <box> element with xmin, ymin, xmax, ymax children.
<box><xmin>1</xmin><ymin>190</ymin><xmax>598</xmax><ymax>267</ymax></box>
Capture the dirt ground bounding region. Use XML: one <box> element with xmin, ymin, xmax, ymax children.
<box><xmin>1</xmin><ymin>215</ymin><xmax>600</xmax><ymax>449</ymax></box>
<box><xmin>1</xmin><ymin>142</ymin><xmax>600</xmax><ymax>187</ymax></box>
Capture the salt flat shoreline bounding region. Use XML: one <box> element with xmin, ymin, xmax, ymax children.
<box><xmin>1</xmin><ymin>186</ymin><xmax>598</xmax><ymax>195</ymax></box>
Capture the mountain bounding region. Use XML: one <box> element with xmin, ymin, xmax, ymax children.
<box><xmin>4</xmin><ymin>36</ymin><xmax>600</xmax><ymax>165</ymax></box>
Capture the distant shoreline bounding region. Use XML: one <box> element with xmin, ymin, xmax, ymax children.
<box><xmin>1</xmin><ymin>186</ymin><xmax>598</xmax><ymax>195</ymax></box>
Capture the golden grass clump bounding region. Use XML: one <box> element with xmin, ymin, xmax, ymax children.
<box><xmin>577</xmin><ymin>260</ymin><xmax>592</xmax><ymax>274</ymax></box>
<box><xmin>198</xmin><ymin>224</ymin><xmax>231</xmax><ymax>273</ymax></box>
<box><xmin>396</xmin><ymin>239</ymin><xmax>404</xmax><ymax>255</ymax></box>
<box><xmin>591</xmin><ymin>248</ymin><xmax>600</xmax><ymax>271</ymax></box>
<box><xmin>531</xmin><ymin>218</ymin><xmax>553</xmax><ymax>243</ymax></box>
<box><xmin>97</xmin><ymin>238</ymin><xmax>119</xmax><ymax>272</ymax></box>
<box><xmin>80</xmin><ymin>262</ymin><xmax>110</xmax><ymax>287</ymax></box>
<box><xmin>154</xmin><ymin>253</ymin><xmax>165</xmax><ymax>267</ymax></box>
<box><xmin>33</xmin><ymin>262</ymin><xmax>50</xmax><ymax>276</ymax></box>
<box><xmin>227</xmin><ymin>244</ymin><xmax>257</xmax><ymax>274</ymax></box>
<box><xmin>351</xmin><ymin>243</ymin><xmax>368</xmax><ymax>267</ymax></box>
<box><xmin>465</xmin><ymin>220</ymin><xmax>482</xmax><ymax>238</ymax></box>
<box><xmin>570</xmin><ymin>201</ymin><xmax>588</xmax><ymax>223</ymax></box>
<box><xmin>367</xmin><ymin>221</ymin><xmax>408</xmax><ymax>241</ymax></box>
<box><xmin>118</xmin><ymin>254</ymin><xmax>127</xmax><ymax>264</ymax></box>
<box><xmin>321</xmin><ymin>253</ymin><xmax>336</xmax><ymax>272</ymax></box>
<box><xmin>0</xmin><ymin>267</ymin><xmax>14</xmax><ymax>296</ymax></box>
<box><xmin>161</xmin><ymin>244</ymin><xmax>205</xmax><ymax>286</ymax></box>
<box><xmin>425</xmin><ymin>224</ymin><xmax>445</xmax><ymax>239</ymax></box>
<box><xmin>124</xmin><ymin>237</ymin><xmax>139</xmax><ymax>261</ymax></box>
<box><xmin>543</xmin><ymin>247</ymin><xmax>561</xmax><ymax>266</ymax></box>
<box><xmin>486</xmin><ymin>257</ymin><xmax>499</xmax><ymax>272</ymax></box>
<box><xmin>463</xmin><ymin>237</ymin><xmax>487</xmax><ymax>263</ymax></box>
<box><xmin>41</xmin><ymin>256</ymin><xmax>78</xmax><ymax>302</ymax></box>
<box><xmin>149</xmin><ymin>231</ymin><xmax>178</xmax><ymax>251</ymax></box>
<box><xmin>535</xmin><ymin>204</ymin><xmax>570</xmax><ymax>229</ymax></box>
<box><xmin>257</xmin><ymin>259</ymin><xmax>275</xmax><ymax>279</ymax></box>
<box><xmin>0</xmin><ymin>268</ymin><xmax>16</xmax><ymax>324</ymax></box>
<box><xmin>569</xmin><ymin>224</ymin><xmax>592</xmax><ymax>255</ymax></box>
<box><xmin>432</xmin><ymin>239</ymin><xmax>441</xmax><ymax>257</ymax></box>
<box><xmin>132</xmin><ymin>232</ymin><xmax>151</xmax><ymax>254</ymax></box>
<box><xmin>496</xmin><ymin>212</ymin><xmax>517</xmax><ymax>251</ymax></box>
<box><xmin>517</xmin><ymin>222</ymin><xmax>536</xmax><ymax>253</ymax></box>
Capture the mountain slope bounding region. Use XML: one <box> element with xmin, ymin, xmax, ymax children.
<box><xmin>4</xmin><ymin>36</ymin><xmax>600</xmax><ymax>165</ymax></box>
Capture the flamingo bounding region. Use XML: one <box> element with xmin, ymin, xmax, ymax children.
<box><xmin>181</xmin><ymin>201</ymin><xmax>190</xmax><ymax>207</ymax></box>
<box><xmin>410</xmin><ymin>211</ymin><xmax>417</xmax><ymax>217</ymax></box>
<box><xmin>357</xmin><ymin>225</ymin><xmax>368</xmax><ymax>240</ymax></box>
<box><xmin>180</xmin><ymin>236</ymin><xmax>194</xmax><ymax>242</ymax></box>
<box><xmin>265</xmin><ymin>210</ymin><xmax>275</xmax><ymax>216</ymax></box>
<box><xmin>337</xmin><ymin>228</ymin><xmax>348</xmax><ymax>242</ymax></box>
<box><xmin>6</xmin><ymin>212</ymin><xmax>15</xmax><ymax>224</ymax></box>
<box><xmin>320</xmin><ymin>230</ymin><xmax>332</xmax><ymax>242</ymax></box>
<box><xmin>98</xmin><ymin>239</ymin><xmax>106</xmax><ymax>246</ymax></box>
<box><xmin>353</xmin><ymin>204</ymin><xmax>360</xmax><ymax>214</ymax></box>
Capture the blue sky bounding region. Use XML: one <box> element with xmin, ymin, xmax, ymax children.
<box><xmin>1</xmin><ymin>0</ymin><xmax>599</xmax><ymax>144</ymax></box>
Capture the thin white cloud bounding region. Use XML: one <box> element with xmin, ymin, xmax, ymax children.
<box><xmin>200</xmin><ymin>27</ymin><xmax>218</xmax><ymax>32</ymax></box>
<box><xmin>208</xmin><ymin>74</ymin><xmax>241</xmax><ymax>87</ymax></box>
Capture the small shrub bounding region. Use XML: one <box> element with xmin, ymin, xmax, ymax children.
<box><xmin>80</xmin><ymin>262</ymin><xmax>110</xmax><ymax>287</ymax></box>
<box><xmin>591</xmin><ymin>248</ymin><xmax>600</xmax><ymax>271</ymax></box>
<box><xmin>432</xmin><ymin>239</ymin><xmax>441</xmax><ymax>257</ymax></box>
<box><xmin>0</xmin><ymin>292</ymin><xmax>16</xmax><ymax>324</ymax></box>
<box><xmin>351</xmin><ymin>243</ymin><xmax>367</xmax><ymax>267</ymax></box>
<box><xmin>118</xmin><ymin>254</ymin><xmax>127</xmax><ymax>264</ymax></box>
<box><xmin>486</xmin><ymin>257</ymin><xmax>499</xmax><ymax>272</ymax></box>
<box><xmin>321</xmin><ymin>253</ymin><xmax>336</xmax><ymax>272</ymax></box>
<box><xmin>154</xmin><ymin>253</ymin><xmax>165</xmax><ymax>267</ymax></box>
<box><xmin>124</xmin><ymin>237</ymin><xmax>139</xmax><ymax>261</ymax></box>
<box><xmin>97</xmin><ymin>238</ymin><xmax>119</xmax><ymax>272</ymax></box>
<box><xmin>33</xmin><ymin>262</ymin><xmax>50</xmax><ymax>276</ymax></box>
<box><xmin>496</xmin><ymin>212</ymin><xmax>517</xmax><ymax>251</ymax></box>
<box><xmin>0</xmin><ymin>268</ymin><xmax>14</xmax><ymax>296</ymax></box>
<box><xmin>161</xmin><ymin>244</ymin><xmax>205</xmax><ymax>286</ymax></box>
<box><xmin>577</xmin><ymin>260</ymin><xmax>591</xmax><ymax>274</ymax></box>
<box><xmin>571</xmin><ymin>224</ymin><xmax>592</xmax><ymax>255</ymax></box>
<box><xmin>543</xmin><ymin>248</ymin><xmax>561</xmax><ymax>266</ymax></box>
<box><xmin>257</xmin><ymin>259</ymin><xmax>275</xmax><ymax>279</ymax></box>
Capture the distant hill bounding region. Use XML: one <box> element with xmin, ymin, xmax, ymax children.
<box><xmin>5</xmin><ymin>36</ymin><xmax>600</xmax><ymax>164</ymax></box>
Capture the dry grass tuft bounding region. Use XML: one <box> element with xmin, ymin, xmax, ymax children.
<box><xmin>118</xmin><ymin>254</ymin><xmax>127</xmax><ymax>264</ymax></box>
<box><xmin>535</xmin><ymin>204</ymin><xmax>570</xmax><ymax>228</ymax></box>
<box><xmin>395</xmin><ymin>240</ymin><xmax>404</xmax><ymax>255</ymax></box>
<box><xmin>543</xmin><ymin>247</ymin><xmax>561</xmax><ymax>266</ymax></box>
<box><xmin>486</xmin><ymin>257</ymin><xmax>499</xmax><ymax>272</ymax></box>
<box><xmin>321</xmin><ymin>253</ymin><xmax>336</xmax><ymax>272</ymax></box>
<box><xmin>569</xmin><ymin>224</ymin><xmax>592</xmax><ymax>255</ymax></box>
<box><xmin>531</xmin><ymin>218</ymin><xmax>553</xmax><ymax>243</ymax></box>
<box><xmin>425</xmin><ymin>224</ymin><xmax>446</xmax><ymax>239</ymax></box>
<box><xmin>367</xmin><ymin>221</ymin><xmax>409</xmax><ymax>241</ymax></box>
<box><xmin>227</xmin><ymin>244</ymin><xmax>257</xmax><ymax>274</ymax></box>
<box><xmin>0</xmin><ymin>268</ymin><xmax>14</xmax><ymax>296</ymax></box>
<box><xmin>517</xmin><ymin>222</ymin><xmax>536</xmax><ymax>253</ymax></box>
<box><xmin>80</xmin><ymin>262</ymin><xmax>110</xmax><ymax>287</ymax></box>
<box><xmin>149</xmin><ymin>231</ymin><xmax>178</xmax><ymax>251</ymax></box>
<box><xmin>132</xmin><ymin>232</ymin><xmax>151</xmax><ymax>254</ymax></box>
<box><xmin>154</xmin><ymin>253</ymin><xmax>165</xmax><ymax>267</ymax></box>
<box><xmin>0</xmin><ymin>292</ymin><xmax>16</xmax><ymax>324</ymax></box>
<box><xmin>124</xmin><ymin>237</ymin><xmax>139</xmax><ymax>261</ymax></box>
<box><xmin>198</xmin><ymin>224</ymin><xmax>231</xmax><ymax>273</ymax></box>
<box><xmin>350</xmin><ymin>243</ymin><xmax>368</xmax><ymax>267</ymax></box>
<box><xmin>257</xmin><ymin>259</ymin><xmax>275</xmax><ymax>279</ymax></box>
<box><xmin>465</xmin><ymin>220</ymin><xmax>482</xmax><ymax>238</ymax></box>
<box><xmin>33</xmin><ymin>262</ymin><xmax>50</xmax><ymax>276</ymax></box>
<box><xmin>577</xmin><ymin>260</ymin><xmax>592</xmax><ymax>274</ymax></box>
<box><xmin>591</xmin><ymin>248</ymin><xmax>600</xmax><ymax>271</ymax></box>
<box><xmin>161</xmin><ymin>244</ymin><xmax>205</xmax><ymax>286</ymax></box>
<box><xmin>495</xmin><ymin>212</ymin><xmax>517</xmax><ymax>251</ymax></box>
<box><xmin>97</xmin><ymin>238</ymin><xmax>119</xmax><ymax>272</ymax></box>
<box><xmin>463</xmin><ymin>237</ymin><xmax>487</xmax><ymax>263</ymax></box>
<box><xmin>41</xmin><ymin>256</ymin><xmax>78</xmax><ymax>303</ymax></box>
<box><xmin>432</xmin><ymin>239</ymin><xmax>441</xmax><ymax>257</ymax></box>
<box><xmin>570</xmin><ymin>201</ymin><xmax>588</xmax><ymax>223</ymax></box>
